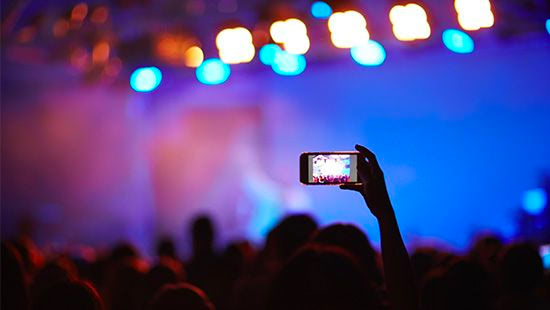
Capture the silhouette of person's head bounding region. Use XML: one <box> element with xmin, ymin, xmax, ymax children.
<box><xmin>470</xmin><ymin>234</ymin><xmax>503</xmax><ymax>271</ymax></box>
<box><xmin>156</xmin><ymin>237</ymin><xmax>177</xmax><ymax>259</ymax></box>
<box><xmin>269</xmin><ymin>244</ymin><xmax>379</xmax><ymax>310</ymax></box>
<box><xmin>32</xmin><ymin>280</ymin><xmax>104</xmax><ymax>310</ymax></box>
<box><xmin>105</xmin><ymin>258</ymin><xmax>147</xmax><ymax>310</ymax></box>
<box><xmin>498</xmin><ymin>242</ymin><xmax>543</xmax><ymax>294</ymax></box>
<box><xmin>2</xmin><ymin>242</ymin><xmax>29</xmax><ymax>310</ymax></box>
<box><xmin>148</xmin><ymin>283</ymin><xmax>215</xmax><ymax>310</ymax></box>
<box><xmin>191</xmin><ymin>216</ymin><xmax>215</xmax><ymax>256</ymax></box>
<box><xmin>442</xmin><ymin>259</ymin><xmax>492</xmax><ymax>310</ymax></box>
<box><xmin>110</xmin><ymin>242</ymin><xmax>139</xmax><ymax>262</ymax></box>
<box><xmin>31</xmin><ymin>256</ymin><xmax>78</xmax><ymax>301</ymax></box>
<box><xmin>144</xmin><ymin>260</ymin><xmax>186</xmax><ymax>306</ymax></box>
<box><xmin>266</xmin><ymin>214</ymin><xmax>318</xmax><ymax>263</ymax></box>
<box><xmin>311</xmin><ymin>223</ymin><xmax>382</xmax><ymax>285</ymax></box>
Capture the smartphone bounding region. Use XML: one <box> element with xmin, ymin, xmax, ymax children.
<box><xmin>540</xmin><ymin>244</ymin><xmax>550</xmax><ymax>270</ymax></box>
<box><xmin>300</xmin><ymin>152</ymin><xmax>361</xmax><ymax>185</ymax></box>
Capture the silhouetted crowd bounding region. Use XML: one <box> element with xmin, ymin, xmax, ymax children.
<box><xmin>2</xmin><ymin>214</ymin><xmax>549</xmax><ymax>310</ymax></box>
<box><xmin>2</xmin><ymin>146</ymin><xmax>549</xmax><ymax>310</ymax></box>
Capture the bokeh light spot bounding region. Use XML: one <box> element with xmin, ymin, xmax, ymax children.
<box><xmin>389</xmin><ymin>3</ymin><xmax>431</xmax><ymax>41</ymax></box>
<box><xmin>442</xmin><ymin>29</ymin><xmax>474</xmax><ymax>53</ymax></box>
<box><xmin>130</xmin><ymin>67</ymin><xmax>162</xmax><ymax>92</ymax></box>
<box><xmin>271</xmin><ymin>50</ymin><xmax>306</xmax><ymax>76</ymax></box>
<box><xmin>259</xmin><ymin>44</ymin><xmax>281</xmax><ymax>65</ymax></box>
<box><xmin>455</xmin><ymin>0</ymin><xmax>495</xmax><ymax>31</ymax></box>
<box><xmin>311</xmin><ymin>1</ymin><xmax>332</xmax><ymax>19</ymax></box>
<box><xmin>522</xmin><ymin>188</ymin><xmax>547</xmax><ymax>215</ymax></box>
<box><xmin>184</xmin><ymin>46</ymin><xmax>204</xmax><ymax>68</ymax></box>
<box><xmin>196</xmin><ymin>58</ymin><xmax>231</xmax><ymax>85</ymax></box>
<box><xmin>350</xmin><ymin>40</ymin><xmax>386</xmax><ymax>66</ymax></box>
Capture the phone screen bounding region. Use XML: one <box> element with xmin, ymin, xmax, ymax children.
<box><xmin>307</xmin><ymin>153</ymin><xmax>358</xmax><ymax>185</ymax></box>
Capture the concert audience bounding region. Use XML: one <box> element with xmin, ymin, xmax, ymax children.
<box><xmin>1</xmin><ymin>146</ymin><xmax>549</xmax><ymax>310</ymax></box>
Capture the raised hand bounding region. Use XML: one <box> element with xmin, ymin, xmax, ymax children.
<box><xmin>341</xmin><ymin>144</ymin><xmax>393</xmax><ymax>220</ymax></box>
<box><xmin>341</xmin><ymin>144</ymin><xmax>419</xmax><ymax>310</ymax></box>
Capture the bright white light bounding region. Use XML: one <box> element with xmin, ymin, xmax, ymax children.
<box><xmin>328</xmin><ymin>10</ymin><xmax>370</xmax><ymax>48</ymax></box>
<box><xmin>389</xmin><ymin>3</ymin><xmax>431</xmax><ymax>41</ymax></box>
<box><xmin>455</xmin><ymin>0</ymin><xmax>494</xmax><ymax>31</ymax></box>
<box><xmin>269</xmin><ymin>18</ymin><xmax>310</xmax><ymax>54</ymax></box>
<box><xmin>216</xmin><ymin>27</ymin><xmax>255</xmax><ymax>64</ymax></box>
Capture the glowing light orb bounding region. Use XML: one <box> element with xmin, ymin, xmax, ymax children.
<box><xmin>311</xmin><ymin>1</ymin><xmax>332</xmax><ymax>19</ymax></box>
<box><xmin>442</xmin><ymin>29</ymin><xmax>474</xmax><ymax>53</ymax></box>
<box><xmin>350</xmin><ymin>40</ymin><xmax>386</xmax><ymax>66</ymax></box>
<box><xmin>328</xmin><ymin>10</ymin><xmax>370</xmax><ymax>48</ymax></box>
<box><xmin>71</xmin><ymin>3</ymin><xmax>88</xmax><ymax>22</ymax></box>
<box><xmin>259</xmin><ymin>44</ymin><xmax>281</xmax><ymax>65</ymax></box>
<box><xmin>389</xmin><ymin>3</ymin><xmax>431</xmax><ymax>41</ymax></box>
<box><xmin>455</xmin><ymin>0</ymin><xmax>494</xmax><ymax>31</ymax></box>
<box><xmin>522</xmin><ymin>188</ymin><xmax>547</xmax><ymax>215</ymax></box>
<box><xmin>196</xmin><ymin>58</ymin><xmax>231</xmax><ymax>85</ymax></box>
<box><xmin>546</xmin><ymin>19</ymin><xmax>550</xmax><ymax>35</ymax></box>
<box><xmin>269</xmin><ymin>18</ymin><xmax>310</xmax><ymax>54</ymax></box>
<box><xmin>216</xmin><ymin>27</ymin><xmax>255</xmax><ymax>64</ymax></box>
<box><xmin>130</xmin><ymin>67</ymin><xmax>162</xmax><ymax>92</ymax></box>
<box><xmin>540</xmin><ymin>245</ymin><xmax>550</xmax><ymax>270</ymax></box>
<box><xmin>92</xmin><ymin>41</ymin><xmax>110</xmax><ymax>64</ymax></box>
<box><xmin>184</xmin><ymin>46</ymin><xmax>204</xmax><ymax>68</ymax></box>
<box><xmin>271</xmin><ymin>50</ymin><xmax>306</xmax><ymax>76</ymax></box>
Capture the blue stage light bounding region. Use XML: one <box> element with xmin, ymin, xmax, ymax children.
<box><xmin>442</xmin><ymin>29</ymin><xmax>474</xmax><ymax>54</ymax></box>
<box><xmin>196</xmin><ymin>58</ymin><xmax>231</xmax><ymax>85</ymax></box>
<box><xmin>130</xmin><ymin>66</ymin><xmax>162</xmax><ymax>92</ymax></box>
<box><xmin>522</xmin><ymin>188</ymin><xmax>547</xmax><ymax>215</ymax></box>
<box><xmin>311</xmin><ymin>1</ymin><xmax>332</xmax><ymax>19</ymax></box>
<box><xmin>546</xmin><ymin>19</ymin><xmax>550</xmax><ymax>35</ymax></box>
<box><xmin>271</xmin><ymin>50</ymin><xmax>306</xmax><ymax>76</ymax></box>
<box><xmin>350</xmin><ymin>40</ymin><xmax>386</xmax><ymax>66</ymax></box>
<box><xmin>259</xmin><ymin>44</ymin><xmax>281</xmax><ymax>65</ymax></box>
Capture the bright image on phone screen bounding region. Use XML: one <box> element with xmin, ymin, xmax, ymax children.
<box><xmin>308</xmin><ymin>154</ymin><xmax>357</xmax><ymax>184</ymax></box>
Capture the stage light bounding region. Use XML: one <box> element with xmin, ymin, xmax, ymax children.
<box><xmin>522</xmin><ymin>188</ymin><xmax>547</xmax><ymax>215</ymax></box>
<box><xmin>184</xmin><ymin>46</ymin><xmax>204</xmax><ymax>68</ymax></box>
<box><xmin>311</xmin><ymin>1</ymin><xmax>332</xmax><ymax>19</ymax></box>
<box><xmin>271</xmin><ymin>50</ymin><xmax>306</xmax><ymax>76</ymax></box>
<box><xmin>52</xmin><ymin>18</ymin><xmax>69</xmax><ymax>37</ymax></box>
<box><xmin>216</xmin><ymin>27</ymin><xmax>255</xmax><ymax>64</ymax></box>
<box><xmin>130</xmin><ymin>67</ymin><xmax>162</xmax><ymax>92</ymax></box>
<box><xmin>546</xmin><ymin>19</ymin><xmax>550</xmax><ymax>35</ymax></box>
<box><xmin>70</xmin><ymin>47</ymin><xmax>90</xmax><ymax>71</ymax></box>
<box><xmin>442</xmin><ymin>29</ymin><xmax>474</xmax><ymax>53</ymax></box>
<box><xmin>71</xmin><ymin>3</ymin><xmax>88</xmax><ymax>22</ymax></box>
<box><xmin>389</xmin><ymin>3</ymin><xmax>431</xmax><ymax>41</ymax></box>
<box><xmin>455</xmin><ymin>0</ymin><xmax>494</xmax><ymax>31</ymax></box>
<box><xmin>269</xmin><ymin>18</ymin><xmax>310</xmax><ymax>54</ymax></box>
<box><xmin>91</xmin><ymin>6</ymin><xmax>109</xmax><ymax>24</ymax></box>
<box><xmin>92</xmin><ymin>41</ymin><xmax>110</xmax><ymax>64</ymax></box>
<box><xmin>350</xmin><ymin>40</ymin><xmax>386</xmax><ymax>66</ymax></box>
<box><xmin>259</xmin><ymin>44</ymin><xmax>281</xmax><ymax>65</ymax></box>
<box><xmin>328</xmin><ymin>10</ymin><xmax>370</xmax><ymax>48</ymax></box>
<box><xmin>196</xmin><ymin>58</ymin><xmax>231</xmax><ymax>85</ymax></box>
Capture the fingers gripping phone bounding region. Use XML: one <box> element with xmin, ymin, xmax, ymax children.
<box><xmin>300</xmin><ymin>152</ymin><xmax>361</xmax><ymax>185</ymax></box>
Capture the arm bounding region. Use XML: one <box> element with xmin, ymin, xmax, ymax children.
<box><xmin>341</xmin><ymin>144</ymin><xmax>418</xmax><ymax>310</ymax></box>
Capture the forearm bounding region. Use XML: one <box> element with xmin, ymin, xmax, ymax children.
<box><xmin>378</xmin><ymin>207</ymin><xmax>418</xmax><ymax>310</ymax></box>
